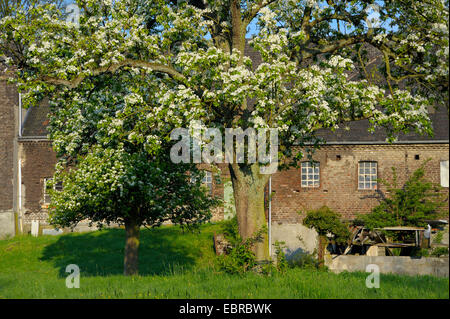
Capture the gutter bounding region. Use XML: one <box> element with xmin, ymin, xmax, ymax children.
<box><xmin>299</xmin><ymin>140</ymin><xmax>449</xmax><ymax>146</ymax></box>
<box><xmin>18</xmin><ymin>136</ymin><xmax>49</xmax><ymax>142</ymax></box>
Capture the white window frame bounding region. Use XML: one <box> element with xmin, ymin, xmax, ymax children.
<box><xmin>43</xmin><ymin>178</ymin><xmax>63</xmax><ymax>204</ymax></box>
<box><xmin>190</xmin><ymin>171</ymin><xmax>213</xmax><ymax>194</ymax></box>
<box><xmin>440</xmin><ymin>160</ymin><xmax>449</xmax><ymax>188</ymax></box>
<box><xmin>43</xmin><ymin>178</ymin><xmax>52</xmax><ymax>204</ymax></box>
<box><xmin>358</xmin><ymin>161</ymin><xmax>378</xmax><ymax>190</ymax></box>
<box><xmin>202</xmin><ymin>171</ymin><xmax>213</xmax><ymax>194</ymax></box>
<box><xmin>301</xmin><ymin>161</ymin><xmax>320</xmax><ymax>188</ymax></box>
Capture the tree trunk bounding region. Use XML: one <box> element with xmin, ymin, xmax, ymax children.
<box><xmin>124</xmin><ymin>218</ymin><xmax>140</xmax><ymax>276</ymax></box>
<box><xmin>229</xmin><ymin>163</ymin><xmax>270</xmax><ymax>261</ymax></box>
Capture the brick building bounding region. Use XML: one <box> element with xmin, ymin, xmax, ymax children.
<box><xmin>1</xmin><ymin>60</ymin><xmax>449</xmax><ymax>257</ymax></box>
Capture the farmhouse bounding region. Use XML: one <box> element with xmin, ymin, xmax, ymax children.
<box><xmin>0</xmin><ymin>46</ymin><xmax>449</xmax><ymax>257</ymax></box>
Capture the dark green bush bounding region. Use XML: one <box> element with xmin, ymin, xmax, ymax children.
<box><xmin>431</xmin><ymin>247</ymin><xmax>449</xmax><ymax>257</ymax></box>
<box><xmin>220</xmin><ymin>215</ymin><xmax>240</xmax><ymax>245</ymax></box>
<box><xmin>216</xmin><ymin>223</ymin><xmax>289</xmax><ymax>275</ymax></box>
<box><xmin>302</xmin><ymin>206</ymin><xmax>351</xmax><ymax>244</ymax></box>
<box><xmin>302</xmin><ymin>206</ymin><xmax>351</xmax><ymax>266</ymax></box>
<box><xmin>216</xmin><ymin>225</ymin><xmax>265</xmax><ymax>275</ymax></box>
<box><xmin>410</xmin><ymin>247</ymin><xmax>430</xmax><ymax>257</ymax></box>
<box><xmin>288</xmin><ymin>250</ymin><xmax>320</xmax><ymax>269</ymax></box>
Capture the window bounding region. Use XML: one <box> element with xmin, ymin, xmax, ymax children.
<box><xmin>43</xmin><ymin>178</ymin><xmax>63</xmax><ymax>204</ymax></box>
<box><xmin>190</xmin><ymin>171</ymin><xmax>213</xmax><ymax>194</ymax></box>
<box><xmin>301</xmin><ymin>162</ymin><xmax>320</xmax><ymax>187</ymax></box>
<box><xmin>441</xmin><ymin>160</ymin><xmax>449</xmax><ymax>188</ymax></box>
<box><xmin>43</xmin><ymin>178</ymin><xmax>52</xmax><ymax>204</ymax></box>
<box><xmin>358</xmin><ymin>161</ymin><xmax>377</xmax><ymax>190</ymax></box>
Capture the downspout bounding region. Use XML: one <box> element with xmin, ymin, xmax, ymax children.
<box><xmin>18</xmin><ymin>159</ymin><xmax>22</xmax><ymax>234</ymax></box>
<box><xmin>18</xmin><ymin>93</ymin><xmax>23</xmax><ymax>233</ymax></box>
<box><xmin>18</xmin><ymin>93</ymin><xmax>22</xmax><ymax>137</ymax></box>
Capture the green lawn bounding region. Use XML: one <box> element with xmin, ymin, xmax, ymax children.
<box><xmin>0</xmin><ymin>222</ymin><xmax>448</xmax><ymax>299</ymax></box>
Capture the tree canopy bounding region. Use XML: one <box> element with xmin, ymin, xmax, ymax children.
<box><xmin>1</xmin><ymin>0</ymin><xmax>448</xmax><ymax>261</ymax></box>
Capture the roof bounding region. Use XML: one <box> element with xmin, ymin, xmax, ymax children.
<box><xmin>314</xmin><ymin>106</ymin><xmax>449</xmax><ymax>143</ymax></box>
<box><xmin>21</xmin><ymin>99</ymin><xmax>50</xmax><ymax>138</ymax></box>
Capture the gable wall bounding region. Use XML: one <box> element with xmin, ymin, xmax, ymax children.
<box><xmin>0</xmin><ymin>79</ymin><xmax>18</xmax><ymax>237</ymax></box>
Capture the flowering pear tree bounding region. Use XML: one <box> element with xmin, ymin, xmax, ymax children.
<box><xmin>1</xmin><ymin>0</ymin><xmax>448</xmax><ymax>261</ymax></box>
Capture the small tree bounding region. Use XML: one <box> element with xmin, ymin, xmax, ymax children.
<box><xmin>48</xmin><ymin>146</ymin><xmax>219</xmax><ymax>276</ymax></box>
<box><xmin>356</xmin><ymin>160</ymin><xmax>448</xmax><ymax>230</ymax></box>
<box><xmin>302</xmin><ymin>206</ymin><xmax>351</xmax><ymax>267</ymax></box>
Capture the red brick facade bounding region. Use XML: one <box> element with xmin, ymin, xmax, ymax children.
<box><xmin>0</xmin><ymin>77</ymin><xmax>19</xmax><ymax>237</ymax></box>
<box><xmin>0</xmin><ymin>78</ymin><xmax>18</xmax><ymax>212</ymax></box>
<box><xmin>19</xmin><ymin>140</ymin><xmax>57</xmax><ymax>226</ymax></box>
<box><xmin>270</xmin><ymin>144</ymin><xmax>449</xmax><ymax>224</ymax></box>
<box><xmin>197</xmin><ymin>145</ymin><xmax>449</xmax><ymax>225</ymax></box>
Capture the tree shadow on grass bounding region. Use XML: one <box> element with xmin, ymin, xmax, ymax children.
<box><xmin>40</xmin><ymin>226</ymin><xmax>202</xmax><ymax>277</ymax></box>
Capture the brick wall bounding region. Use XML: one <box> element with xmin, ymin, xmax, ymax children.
<box><xmin>0</xmin><ymin>79</ymin><xmax>18</xmax><ymax>212</ymax></box>
<box><xmin>19</xmin><ymin>140</ymin><xmax>57</xmax><ymax>225</ymax></box>
<box><xmin>270</xmin><ymin>144</ymin><xmax>449</xmax><ymax>224</ymax></box>
<box><xmin>12</xmin><ymin>139</ymin><xmax>450</xmax><ymax>228</ymax></box>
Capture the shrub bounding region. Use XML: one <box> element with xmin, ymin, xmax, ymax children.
<box><xmin>216</xmin><ymin>224</ymin><xmax>289</xmax><ymax>275</ymax></box>
<box><xmin>288</xmin><ymin>250</ymin><xmax>320</xmax><ymax>269</ymax></box>
<box><xmin>303</xmin><ymin>206</ymin><xmax>351</xmax><ymax>244</ymax></box>
<box><xmin>302</xmin><ymin>206</ymin><xmax>351</xmax><ymax>266</ymax></box>
<box><xmin>216</xmin><ymin>226</ymin><xmax>265</xmax><ymax>275</ymax></box>
<box><xmin>431</xmin><ymin>247</ymin><xmax>449</xmax><ymax>257</ymax></box>
<box><xmin>410</xmin><ymin>247</ymin><xmax>430</xmax><ymax>257</ymax></box>
<box><xmin>273</xmin><ymin>241</ymin><xmax>289</xmax><ymax>273</ymax></box>
<box><xmin>217</xmin><ymin>239</ymin><xmax>257</xmax><ymax>274</ymax></box>
<box><xmin>220</xmin><ymin>216</ymin><xmax>240</xmax><ymax>246</ymax></box>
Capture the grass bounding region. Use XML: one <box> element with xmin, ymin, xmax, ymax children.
<box><xmin>0</xmin><ymin>222</ymin><xmax>448</xmax><ymax>299</ymax></box>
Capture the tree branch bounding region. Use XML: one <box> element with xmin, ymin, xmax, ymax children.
<box><xmin>37</xmin><ymin>59</ymin><xmax>187</xmax><ymax>89</ymax></box>
<box><xmin>243</xmin><ymin>0</ymin><xmax>277</xmax><ymax>25</ymax></box>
